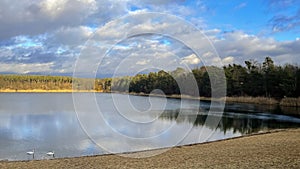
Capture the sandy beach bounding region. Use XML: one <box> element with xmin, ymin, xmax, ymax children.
<box><xmin>1</xmin><ymin>129</ymin><xmax>299</xmax><ymax>169</ymax></box>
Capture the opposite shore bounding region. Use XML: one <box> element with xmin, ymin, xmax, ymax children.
<box><xmin>1</xmin><ymin>128</ymin><xmax>299</xmax><ymax>168</ymax></box>
<box><xmin>0</xmin><ymin>89</ymin><xmax>95</xmax><ymax>93</ymax></box>
<box><xmin>0</xmin><ymin>89</ymin><xmax>299</xmax><ymax>107</ymax></box>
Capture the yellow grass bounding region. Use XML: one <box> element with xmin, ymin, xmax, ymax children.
<box><xmin>0</xmin><ymin>89</ymin><xmax>101</xmax><ymax>93</ymax></box>
<box><xmin>224</xmin><ymin>96</ymin><xmax>279</xmax><ymax>105</ymax></box>
<box><xmin>280</xmin><ymin>97</ymin><xmax>300</xmax><ymax>107</ymax></box>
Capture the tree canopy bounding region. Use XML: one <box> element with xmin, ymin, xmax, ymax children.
<box><xmin>0</xmin><ymin>57</ymin><xmax>299</xmax><ymax>98</ymax></box>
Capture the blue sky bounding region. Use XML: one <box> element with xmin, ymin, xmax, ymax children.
<box><xmin>0</xmin><ymin>0</ymin><xmax>299</xmax><ymax>76</ymax></box>
<box><xmin>202</xmin><ymin>0</ymin><xmax>300</xmax><ymax>41</ymax></box>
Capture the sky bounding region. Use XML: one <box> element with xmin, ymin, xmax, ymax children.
<box><xmin>0</xmin><ymin>0</ymin><xmax>299</xmax><ymax>77</ymax></box>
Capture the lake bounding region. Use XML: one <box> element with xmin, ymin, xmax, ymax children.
<box><xmin>0</xmin><ymin>93</ymin><xmax>299</xmax><ymax>161</ymax></box>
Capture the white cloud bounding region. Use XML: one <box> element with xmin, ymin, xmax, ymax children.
<box><xmin>0</xmin><ymin>1</ymin><xmax>299</xmax><ymax>76</ymax></box>
<box><xmin>0</xmin><ymin>48</ymin><xmax>14</xmax><ymax>58</ymax></box>
<box><xmin>180</xmin><ymin>54</ymin><xmax>200</xmax><ymax>65</ymax></box>
<box><xmin>222</xmin><ymin>56</ymin><xmax>234</xmax><ymax>65</ymax></box>
<box><xmin>41</xmin><ymin>0</ymin><xmax>69</xmax><ymax>17</ymax></box>
<box><xmin>49</xmin><ymin>26</ymin><xmax>93</xmax><ymax>46</ymax></box>
<box><xmin>202</xmin><ymin>51</ymin><xmax>214</xmax><ymax>58</ymax></box>
<box><xmin>136</xmin><ymin>59</ymin><xmax>150</xmax><ymax>65</ymax></box>
<box><xmin>212</xmin><ymin>31</ymin><xmax>300</xmax><ymax>65</ymax></box>
<box><xmin>0</xmin><ymin>62</ymin><xmax>54</xmax><ymax>74</ymax></box>
<box><xmin>0</xmin><ymin>0</ymin><xmax>115</xmax><ymax>40</ymax></box>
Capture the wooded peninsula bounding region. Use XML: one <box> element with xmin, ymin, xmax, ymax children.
<box><xmin>1</xmin><ymin>57</ymin><xmax>299</xmax><ymax>106</ymax></box>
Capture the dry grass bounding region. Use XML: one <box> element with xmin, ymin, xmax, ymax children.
<box><xmin>224</xmin><ymin>96</ymin><xmax>279</xmax><ymax>105</ymax></box>
<box><xmin>280</xmin><ymin>97</ymin><xmax>300</xmax><ymax>107</ymax></box>
<box><xmin>0</xmin><ymin>89</ymin><xmax>99</xmax><ymax>93</ymax></box>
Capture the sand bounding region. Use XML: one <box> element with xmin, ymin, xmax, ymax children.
<box><xmin>1</xmin><ymin>129</ymin><xmax>299</xmax><ymax>169</ymax></box>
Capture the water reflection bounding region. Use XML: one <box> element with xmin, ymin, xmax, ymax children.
<box><xmin>0</xmin><ymin>93</ymin><xmax>299</xmax><ymax>161</ymax></box>
<box><xmin>0</xmin><ymin>93</ymin><xmax>103</xmax><ymax>161</ymax></box>
<box><xmin>160</xmin><ymin>108</ymin><xmax>300</xmax><ymax>135</ymax></box>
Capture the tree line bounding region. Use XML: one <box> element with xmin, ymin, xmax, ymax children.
<box><xmin>0</xmin><ymin>57</ymin><xmax>299</xmax><ymax>98</ymax></box>
<box><xmin>111</xmin><ymin>57</ymin><xmax>300</xmax><ymax>98</ymax></box>
<box><xmin>224</xmin><ymin>57</ymin><xmax>299</xmax><ymax>98</ymax></box>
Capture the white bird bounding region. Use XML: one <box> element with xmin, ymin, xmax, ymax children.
<box><xmin>26</xmin><ymin>149</ymin><xmax>35</xmax><ymax>159</ymax></box>
<box><xmin>46</xmin><ymin>151</ymin><xmax>55</xmax><ymax>158</ymax></box>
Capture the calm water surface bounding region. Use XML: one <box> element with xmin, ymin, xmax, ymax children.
<box><xmin>0</xmin><ymin>93</ymin><xmax>299</xmax><ymax>161</ymax></box>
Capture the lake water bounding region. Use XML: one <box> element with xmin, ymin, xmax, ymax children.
<box><xmin>0</xmin><ymin>93</ymin><xmax>299</xmax><ymax>161</ymax></box>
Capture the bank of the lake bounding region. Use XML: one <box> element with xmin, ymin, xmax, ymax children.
<box><xmin>1</xmin><ymin>128</ymin><xmax>299</xmax><ymax>169</ymax></box>
<box><xmin>129</xmin><ymin>92</ymin><xmax>300</xmax><ymax>107</ymax></box>
<box><xmin>1</xmin><ymin>89</ymin><xmax>299</xmax><ymax>107</ymax></box>
<box><xmin>0</xmin><ymin>89</ymin><xmax>99</xmax><ymax>93</ymax></box>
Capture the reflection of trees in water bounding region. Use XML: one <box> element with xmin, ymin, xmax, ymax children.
<box><xmin>159</xmin><ymin>109</ymin><xmax>300</xmax><ymax>135</ymax></box>
<box><xmin>225</xmin><ymin>103</ymin><xmax>300</xmax><ymax>118</ymax></box>
<box><xmin>278</xmin><ymin>106</ymin><xmax>300</xmax><ymax>117</ymax></box>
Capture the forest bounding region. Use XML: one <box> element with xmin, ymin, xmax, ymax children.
<box><xmin>0</xmin><ymin>57</ymin><xmax>299</xmax><ymax>99</ymax></box>
<box><xmin>112</xmin><ymin>57</ymin><xmax>300</xmax><ymax>98</ymax></box>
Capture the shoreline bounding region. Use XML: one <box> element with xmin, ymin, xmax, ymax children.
<box><xmin>1</xmin><ymin>129</ymin><xmax>288</xmax><ymax>162</ymax></box>
<box><xmin>0</xmin><ymin>89</ymin><xmax>99</xmax><ymax>93</ymax></box>
<box><xmin>1</xmin><ymin>128</ymin><xmax>299</xmax><ymax>168</ymax></box>
<box><xmin>128</xmin><ymin>92</ymin><xmax>300</xmax><ymax>107</ymax></box>
<box><xmin>0</xmin><ymin>89</ymin><xmax>299</xmax><ymax>107</ymax></box>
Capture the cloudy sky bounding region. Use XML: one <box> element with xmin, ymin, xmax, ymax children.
<box><xmin>0</xmin><ymin>0</ymin><xmax>299</xmax><ymax>77</ymax></box>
